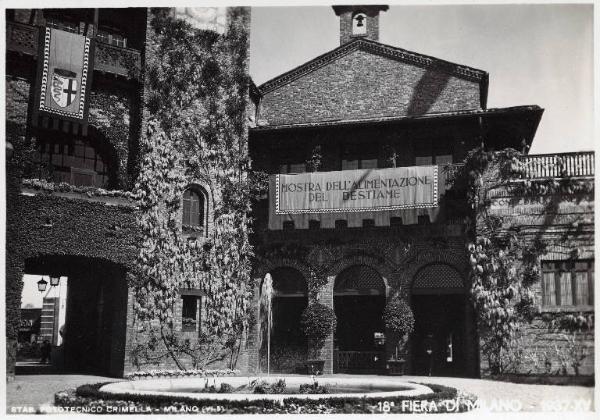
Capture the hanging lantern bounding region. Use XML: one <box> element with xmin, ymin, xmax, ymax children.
<box><xmin>37</xmin><ymin>278</ymin><xmax>48</xmax><ymax>292</ymax></box>
<box><xmin>49</xmin><ymin>275</ymin><xmax>60</xmax><ymax>287</ymax></box>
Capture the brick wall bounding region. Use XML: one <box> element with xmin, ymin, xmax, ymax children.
<box><xmin>259</xmin><ymin>48</ymin><xmax>481</xmax><ymax>126</ymax></box>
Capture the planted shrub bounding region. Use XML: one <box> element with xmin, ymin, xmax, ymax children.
<box><xmin>383</xmin><ymin>296</ymin><xmax>415</xmax><ymax>336</ymax></box>
<box><xmin>383</xmin><ymin>296</ymin><xmax>415</xmax><ymax>360</ymax></box>
<box><xmin>299</xmin><ymin>382</ymin><xmax>329</xmax><ymax>394</ymax></box>
<box><xmin>250</xmin><ymin>378</ymin><xmax>286</xmax><ymax>394</ymax></box>
<box><xmin>300</xmin><ymin>303</ymin><xmax>337</xmax><ymax>358</ymax></box>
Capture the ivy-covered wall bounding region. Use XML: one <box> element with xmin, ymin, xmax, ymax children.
<box><xmin>473</xmin><ymin>154</ymin><xmax>595</xmax><ymax>379</ymax></box>
<box><xmin>123</xmin><ymin>7</ymin><xmax>254</xmax><ymax>373</ymax></box>
<box><xmin>5</xmin><ymin>186</ymin><xmax>140</xmax><ymax>375</ymax></box>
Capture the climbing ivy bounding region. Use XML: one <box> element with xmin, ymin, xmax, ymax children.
<box><xmin>450</xmin><ymin>147</ymin><xmax>594</xmax><ymax>374</ymax></box>
<box><xmin>130</xmin><ymin>8</ymin><xmax>253</xmax><ymax>370</ymax></box>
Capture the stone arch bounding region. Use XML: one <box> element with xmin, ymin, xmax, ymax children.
<box><xmin>398</xmin><ymin>250</ymin><xmax>469</xmax><ymax>297</ymax></box>
<box><xmin>411</xmin><ymin>263</ymin><xmax>466</xmax><ymax>294</ymax></box>
<box><xmin>21</xmin><ymin>254</ymin><xmax>129</xmax><ymax>376</ymax></box>
<box><xmin>253</xmin><ymin>258</ymin><xmax>312</xmax><ymax>284</ymax></box>
<box><xmin>334</xmin><ymin>265</ymin><xmax>386</xmax><ymax>296</ymax></box>
<box><xmin>269</xmin><ymin>267</ymin><xmax>308</xmax><ymax>297</ymax></box>
<box><xmin>408</xmin><ymin>259</ymin><xmax>475</xmax><ymax>377</ymax></box>
<box><xmin>327</xmin><ymin>253</ymin><xmax>394</xmax><ymax>296</ymax></box>
<box><xmin>256</xmin><ymin>263</ymin><xmax>309</xmax><ymax>374</ymax></box>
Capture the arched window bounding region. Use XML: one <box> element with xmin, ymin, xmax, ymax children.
<box><xmin>182</xmin><ymin>188</ymin><xmax>206</xmax><ymax>231</ymax></box>
<box><xmin>352</xmin><ymin>12</ymin><xmax>367</xmax><ymax>35</ymax></box>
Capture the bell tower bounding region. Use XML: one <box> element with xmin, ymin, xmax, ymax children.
<box><xmin>332</xmin><ymin>5</ymin><xmax>389</xmax><ymax>45</ymax></box>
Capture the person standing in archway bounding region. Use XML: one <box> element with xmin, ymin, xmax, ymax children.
<box><xmin>40</xmin><ymin>339</ymin><xmax>51</xmax><ymax>364</ymax></box>
<box><xmin>423</xmin><ymin>333</ymin><xmax>435</xmax><ymax>376</ymax></box>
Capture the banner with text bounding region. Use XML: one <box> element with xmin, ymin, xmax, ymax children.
<box><xmin>274</xmin><ymin>166</ymin><xmax>438</xmax><ymax>214</ymax></box>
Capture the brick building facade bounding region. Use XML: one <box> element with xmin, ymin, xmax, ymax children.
<box><xmin>247</xmin><ymin>5</ymin><xmax>594</xmax><ymax>379</ymax></box>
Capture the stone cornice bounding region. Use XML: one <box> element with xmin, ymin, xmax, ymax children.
<box><xmin>259</xmin><ymin>38</ymin><xmax>487</xmax><ymax>95</ymax></box>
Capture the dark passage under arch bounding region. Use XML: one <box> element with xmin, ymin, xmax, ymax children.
<box><xmin>260</xmin><ymin>267</ymin><xmax>308</xmax><ymax>373</ymax></box>
<box><xmin>333</xmin><ymin>265</ymin><xmax>386</xmax><ymax>373</ymax></box>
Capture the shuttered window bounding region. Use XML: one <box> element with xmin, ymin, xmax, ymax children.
<box><xmin>542</xmin><ymin>260</ymin><xmax>593</xmax><ymax>308</ymax></box>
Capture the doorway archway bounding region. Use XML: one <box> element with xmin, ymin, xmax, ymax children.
<box><xmin>20</xmin><ymin>255</ymin><xmax>128</xmax><ymax>377</ymax></box>
<box><xmin>410</xmin><ymin>263</ymin><xmax>472</xmax><ymax>377</ymax></box>
<box><xmin>333</xmin><ymin>265</ymin><xmax>386</xmax><ymax>373</ymax></box>
<box><xmin>260</xmin><ymin>267</ymin><xmax>308</xmax><ymax>373</ymax></box>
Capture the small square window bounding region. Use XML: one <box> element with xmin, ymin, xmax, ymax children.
<box><xmin>362</xmin><ymin>219</ymin><xmax>375</xmax><ymax>228</ymax></box>
<box><xmin>335</xmin><ymin>220</ymin><xmax>348</xmax><ymax>229</ymax></box>
<box><xmin>415</xmin><ymin>156</ymin><xmax>433</xmax><ymax>166</ymax></box>
<box><xmin>182</xmin><ymin>295</ymin><xmax>199</xmax><ymax>333</ymax></box>
<box><xmin>390</xmin><ymin>217</ymin><xmax>403</xmax><ymax>227</ymax></box>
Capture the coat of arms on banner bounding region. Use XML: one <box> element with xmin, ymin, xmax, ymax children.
<box><xmin>51</xmin><ymin>69</ymin><xmax>78</xmax><ymax>108</ymax></box>
<box><xmin>34</xmin><ymin>27</ymin><xmax>94</xmax><ymax>129</ymax></box>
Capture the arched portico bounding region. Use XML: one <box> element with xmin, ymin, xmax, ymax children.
<box><xmin>410</xmin><ymin>263</ymin><xmax>476</xmax><ymax>377</ymax></box>
<box><xmin>259</xmin><ymin>267</ymin><xmax>308</xmax><ymax>373</ymax></box>
<box><xmin>333</xmin><ymin>264</ymin><xmax>386</xmax><ymax>373</ymax></box>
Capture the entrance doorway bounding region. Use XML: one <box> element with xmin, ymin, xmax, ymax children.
<box><xmin>333</xmin><ymin>265</ymin><xmax>386</xmax><ymax>373</ymax></box>
<box><xmin>410</xmin><ymin>263</ymin><xmax>472</xmax><ymax>377</ymax></box>
<box><xmin>20</xmin><ymin>256</ymin><xmax>128</xmax><ymax>377</ymax></box>
<box><xmin>260</xmin><ymin>268</ymin><xmax>308</xmax><ymax>373</ymax></box>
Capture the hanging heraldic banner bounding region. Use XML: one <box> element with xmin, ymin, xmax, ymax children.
<box><xmin>32</xmin><ymin>27</ymin><xmax>94</xmax><ymax>134</ymax></box>
<box><xmin>274</xmin><ymin>165</ymin><xmax>438</xmax><ymax>214</ymax></box>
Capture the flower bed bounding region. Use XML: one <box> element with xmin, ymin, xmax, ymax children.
<box><xmin>124</xmin><ymin>369</ymin><xmax>239</xmax><ymax>381</ymax></box>
<box><xmin>54</xmin><ymin>381</ymin><xmax>476</xmax><ymax>414</ymax></box>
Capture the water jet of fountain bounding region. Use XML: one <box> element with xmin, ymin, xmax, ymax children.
<box><xmin>260</xmin><ymin>273</ymin><xmax>274</xmax><ymax>376</ymax></box>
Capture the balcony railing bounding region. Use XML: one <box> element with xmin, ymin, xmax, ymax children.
<box><xmin>519</xmin><ymin>151</ymin><xmax>594</xmax><ymax>179</ymax></box>
<box><xmin>6</xmin><ymin>21</ymin><xmax>38</xmax><ymax>56</ymax></box>
<box><xmin>6</xmin><ymin>21</ymin><xmax>141</xmax><ymax>79</ymax></box>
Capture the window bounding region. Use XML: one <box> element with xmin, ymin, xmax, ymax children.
<box><xmin>362</xmin><ymin>219</ymin><xmax>375</xmax><ymax>228</ymax></box>
<box><xmin>342</xmin><ymin>158</ymin><xmax>377</xmax><ymax>170</ymax></box>
<box><xmin>415</xmin><ymin>156</ymin><xmax>433</xmax><ymax>166</ymax></box>
<box><xmin>542</xmin><ymin>260</ymin><xmax>594</xmax><ymax>308</ymax></box>
<box><xmin>46</xmin><ymin>17</ymin><xmax>80</xmax><ymax>33</ymax></box>
<box><xmin>182</xmin><ymin>188</ymin><xmax>206</xmax><ymax>232</ymax></box>
<box><xmin>181</xmin><ymin>295</ymin><xmax>200</xmax><ymax>333</ymax></box>
<box><xmin>97</xmin><ymin>29</ymin><xmax>127</xmax><ymax>48</ymax></box>
<box><xmin>415</xmin><ymin>155</ymin><xmax>453</xmax><ymax>166</ymax></box>
<box><xmin>279</xmin><ymin>162</ymin><xmax>306</xmax><ymax>174</ymax></box>
<box><xmin>352</xmin><ymin>12</ymin><xmax>367</xmax><ymax>35</ymax></box>
<box><xmin>390</xmin><ymin>217</ymin><xmax>403</xmax><ymax>226</ymax></box>
<box><xmin>36</xmin><ymin>137</ymin><xmax>109</xmax><ymax>188</ymax></box>
<box><xmin>335</xmin><ymin>219</ymin><xmax>348</xmax><ymax>229</ymax></box>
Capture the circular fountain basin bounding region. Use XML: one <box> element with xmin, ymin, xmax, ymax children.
<box><xmin>99</xmin><ymin>376</ymin><xmax>433</xmax><ymax>403</ymax></box>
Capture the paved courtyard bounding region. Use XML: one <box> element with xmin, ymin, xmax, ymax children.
<box><xmin>5</xmin><ymin>373</ymin><xmax>595</xmax><ymax>414</ymax></box>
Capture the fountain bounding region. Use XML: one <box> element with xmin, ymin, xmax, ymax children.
<box><xmin>97</xmin><ymin>274</ymin><xmax>436</xmax><ymax>408</ymax></box>
<box><xmin>260</xmin><ymin>272</ymin><xmax>273</xmax><ymax>376</ymax></box>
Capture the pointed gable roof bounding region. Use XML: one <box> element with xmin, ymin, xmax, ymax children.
<box><xmin>259</xmin><ymin>37</ymin><xmax>489</xmax><ymax>106</ymax></box>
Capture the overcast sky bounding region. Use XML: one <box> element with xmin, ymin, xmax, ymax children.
<box><xmin>249</xmin><ymin>4</ymin><xmax>594</xmax><ymax>154</ymax></box>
